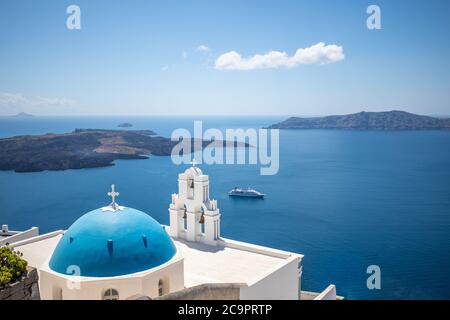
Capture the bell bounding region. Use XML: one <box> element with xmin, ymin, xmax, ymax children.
<box><xmin>183</xmin><ymin>208</ymin><xmax>187</xmax><ymax>219</ymax></box>
<box><xmin>199</xmin><ymin>214</ymin><xmax>205</xmax><ymax>224</ymax></box>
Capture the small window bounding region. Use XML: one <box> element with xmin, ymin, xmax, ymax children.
<box><xmin>52</xmin><ymin>286</ymin><xmax>62</xmax><ymax>300</ymax></box>
<box><xmin>158</xmin><ymin>279</ymin><xmax>164</xmax><ymax>297</ymax></box>
<box><xmin>103</xmin><ymin>288</ymin><xmax>119</xmax><ymax>300</ymax></box>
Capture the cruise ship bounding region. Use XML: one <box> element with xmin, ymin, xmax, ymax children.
<box><xmin>228</xmin><ymin>187</ymin><xmax>265</xmax><ymax>198</ymax></box>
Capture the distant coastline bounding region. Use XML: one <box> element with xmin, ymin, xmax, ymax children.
<box><xmin>10</xmin><ymin>112</ymin><xmax>35</xmax><ymax>118</ymax></box>
<box><xmin>267</xmin><ymin>111</ymin><xmax>450</xmax><ymax>130</ymax></box>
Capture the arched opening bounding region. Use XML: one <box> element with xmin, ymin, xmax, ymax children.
<box><xmin>200</xmin><ymin>207</ymin><xmax>205</xmax><ymax>234</ymax></box>
<box><xmin>103</xmin><ymin>288</ymin><xmax>119</xmax><ymax>300</ymax></box>
<box><xmin>158</xmin><ymin>278</ymin><xmax>170</xmax><ymax>296</ymax></box>
<box><xmin>183</xmin><ymin>205</ymin><xmax>187</xmax><ymax>230</ymax></box>
<box><xmin>188</xmin><ymin>178</ymin><xmax>194</xmax><ymax>199</ymax></box>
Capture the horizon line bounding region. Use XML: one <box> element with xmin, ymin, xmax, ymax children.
<box><xmin>1</xmin><ymin>110</ymin><xmax>450</xmax><ymax>118</ymax></box>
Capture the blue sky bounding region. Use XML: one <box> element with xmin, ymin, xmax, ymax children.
<box><xmin>0</xmin><ymin>0</ymin><xmax>449</xmax><ymax>116</ymax></box>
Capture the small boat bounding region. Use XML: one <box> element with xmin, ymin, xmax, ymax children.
<box><xmin>228</xmin><ymin>187</ymin><xmax>265</xmax><ymax>198</ymax></box>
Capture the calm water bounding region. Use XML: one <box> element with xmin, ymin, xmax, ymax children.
<box><xmin>1</xmin><ymin>116</ymin><xmax>450</xmax><ymax>299</ymax></box>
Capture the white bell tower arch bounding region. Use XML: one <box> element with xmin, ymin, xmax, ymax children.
<box><xmin>168</xmin><ymin>160</ymin><xmax>221</xmax><ymax>246</ymax></box>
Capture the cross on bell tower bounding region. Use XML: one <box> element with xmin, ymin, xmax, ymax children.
<box><xmin>190</xmin><ymin>158</ymin><xmax>197</xmax><ymax>167</ymax></box>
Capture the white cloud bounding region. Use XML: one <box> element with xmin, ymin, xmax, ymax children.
<box><xmin>182</xmin><ymin>51</ymin><xmax>188</xmax><ymax>59</ymax></box>
<box><xmin>34</xmin><ymin>96</ymin><xmax>76</xmax><ymax>107</ymax></box>
<box><xmin>0</xmin><ymin>92</ymin><xmax>76</xmax><ymax>108</ymax></box>
<box><xmin>0</xmin><ymin>92</ymin><xmax>27</xmax><ymax>105</ymax></box>
<box><xmin>161</xmin><ymin>66</ymin><xmax>169</xmax><ymax>71</ymax></box>
<box><xmin>215</xmin><ymin>42</ymin><xmax>344</xmax><ymax>71</ymax></box>
<box><xmin>197</xmin><ymin>45</ymin><xmax>210</xmax><ymax>52</ymax></box>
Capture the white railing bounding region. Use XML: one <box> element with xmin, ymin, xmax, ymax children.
<box><xmin>10</xmin><ymin>230</ymin><xmax>64</xmax><ymax>248</ymax></box>
<box><xmin>0</xmin><ymin>227</ymin><xmax>39</xmax><ymax>246</ymax></box>
<box><xmin>313</xmin><ymin>285</ymin><xmax>337</xmax><ymax>300</ymax></box>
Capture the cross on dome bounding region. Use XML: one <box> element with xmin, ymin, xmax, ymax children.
<box><xmin>190</xmin><ymin>158</ymin><xmax>198</xmax><ymax>167</ymax></box>
<box><xmin>107</xmin><ymin>184</ymin><xmax>120</xmax><ymax>210</ymax></box>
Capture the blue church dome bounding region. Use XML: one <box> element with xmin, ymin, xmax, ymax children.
<box><xmin>49</xmin><ymin>207</ymin><xmax>176</xmax><ymax>277</ymax></box>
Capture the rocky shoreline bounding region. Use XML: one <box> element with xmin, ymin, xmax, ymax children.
<box><xmin>0</xmin><ymin>129</ymin><xmax>243</xmax><ymax>173</ymax></box>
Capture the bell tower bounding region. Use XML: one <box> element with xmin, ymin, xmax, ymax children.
<box><xmin>168</xmin><ymin>160</ymin><xmax>221</xmax><ymax>246</ymax></box>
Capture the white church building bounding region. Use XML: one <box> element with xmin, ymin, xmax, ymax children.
<box><xmin>4</xmin><ymin>163</ymin><xmax>338</xmax><ymax>300</ymax></box>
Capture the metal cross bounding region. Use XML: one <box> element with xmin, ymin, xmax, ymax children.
<box><xmin>190</xmin><ymin>158</ymin><xmax>197</xmax><ymax>167</ymax></box>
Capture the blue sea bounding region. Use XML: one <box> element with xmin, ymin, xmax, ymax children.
<box><xmin>1</xmin><ymin>116</ymin><xmax>450</xmax><ymax>300</ymax></box>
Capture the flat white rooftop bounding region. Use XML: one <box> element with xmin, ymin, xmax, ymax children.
<box><xmin>13</xmin><ymin>231</ymin><xmax>301</xmax><ymax>289</ymax></box>
<box><xmin>13</xmin><ymin>233</ymin><xmax>62</xmax><ymax>269</ymax></box>
<box><xmin>174</xmin><ymin>238</ymin><xmax>300</xmax><ymax>288</ymax></box>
